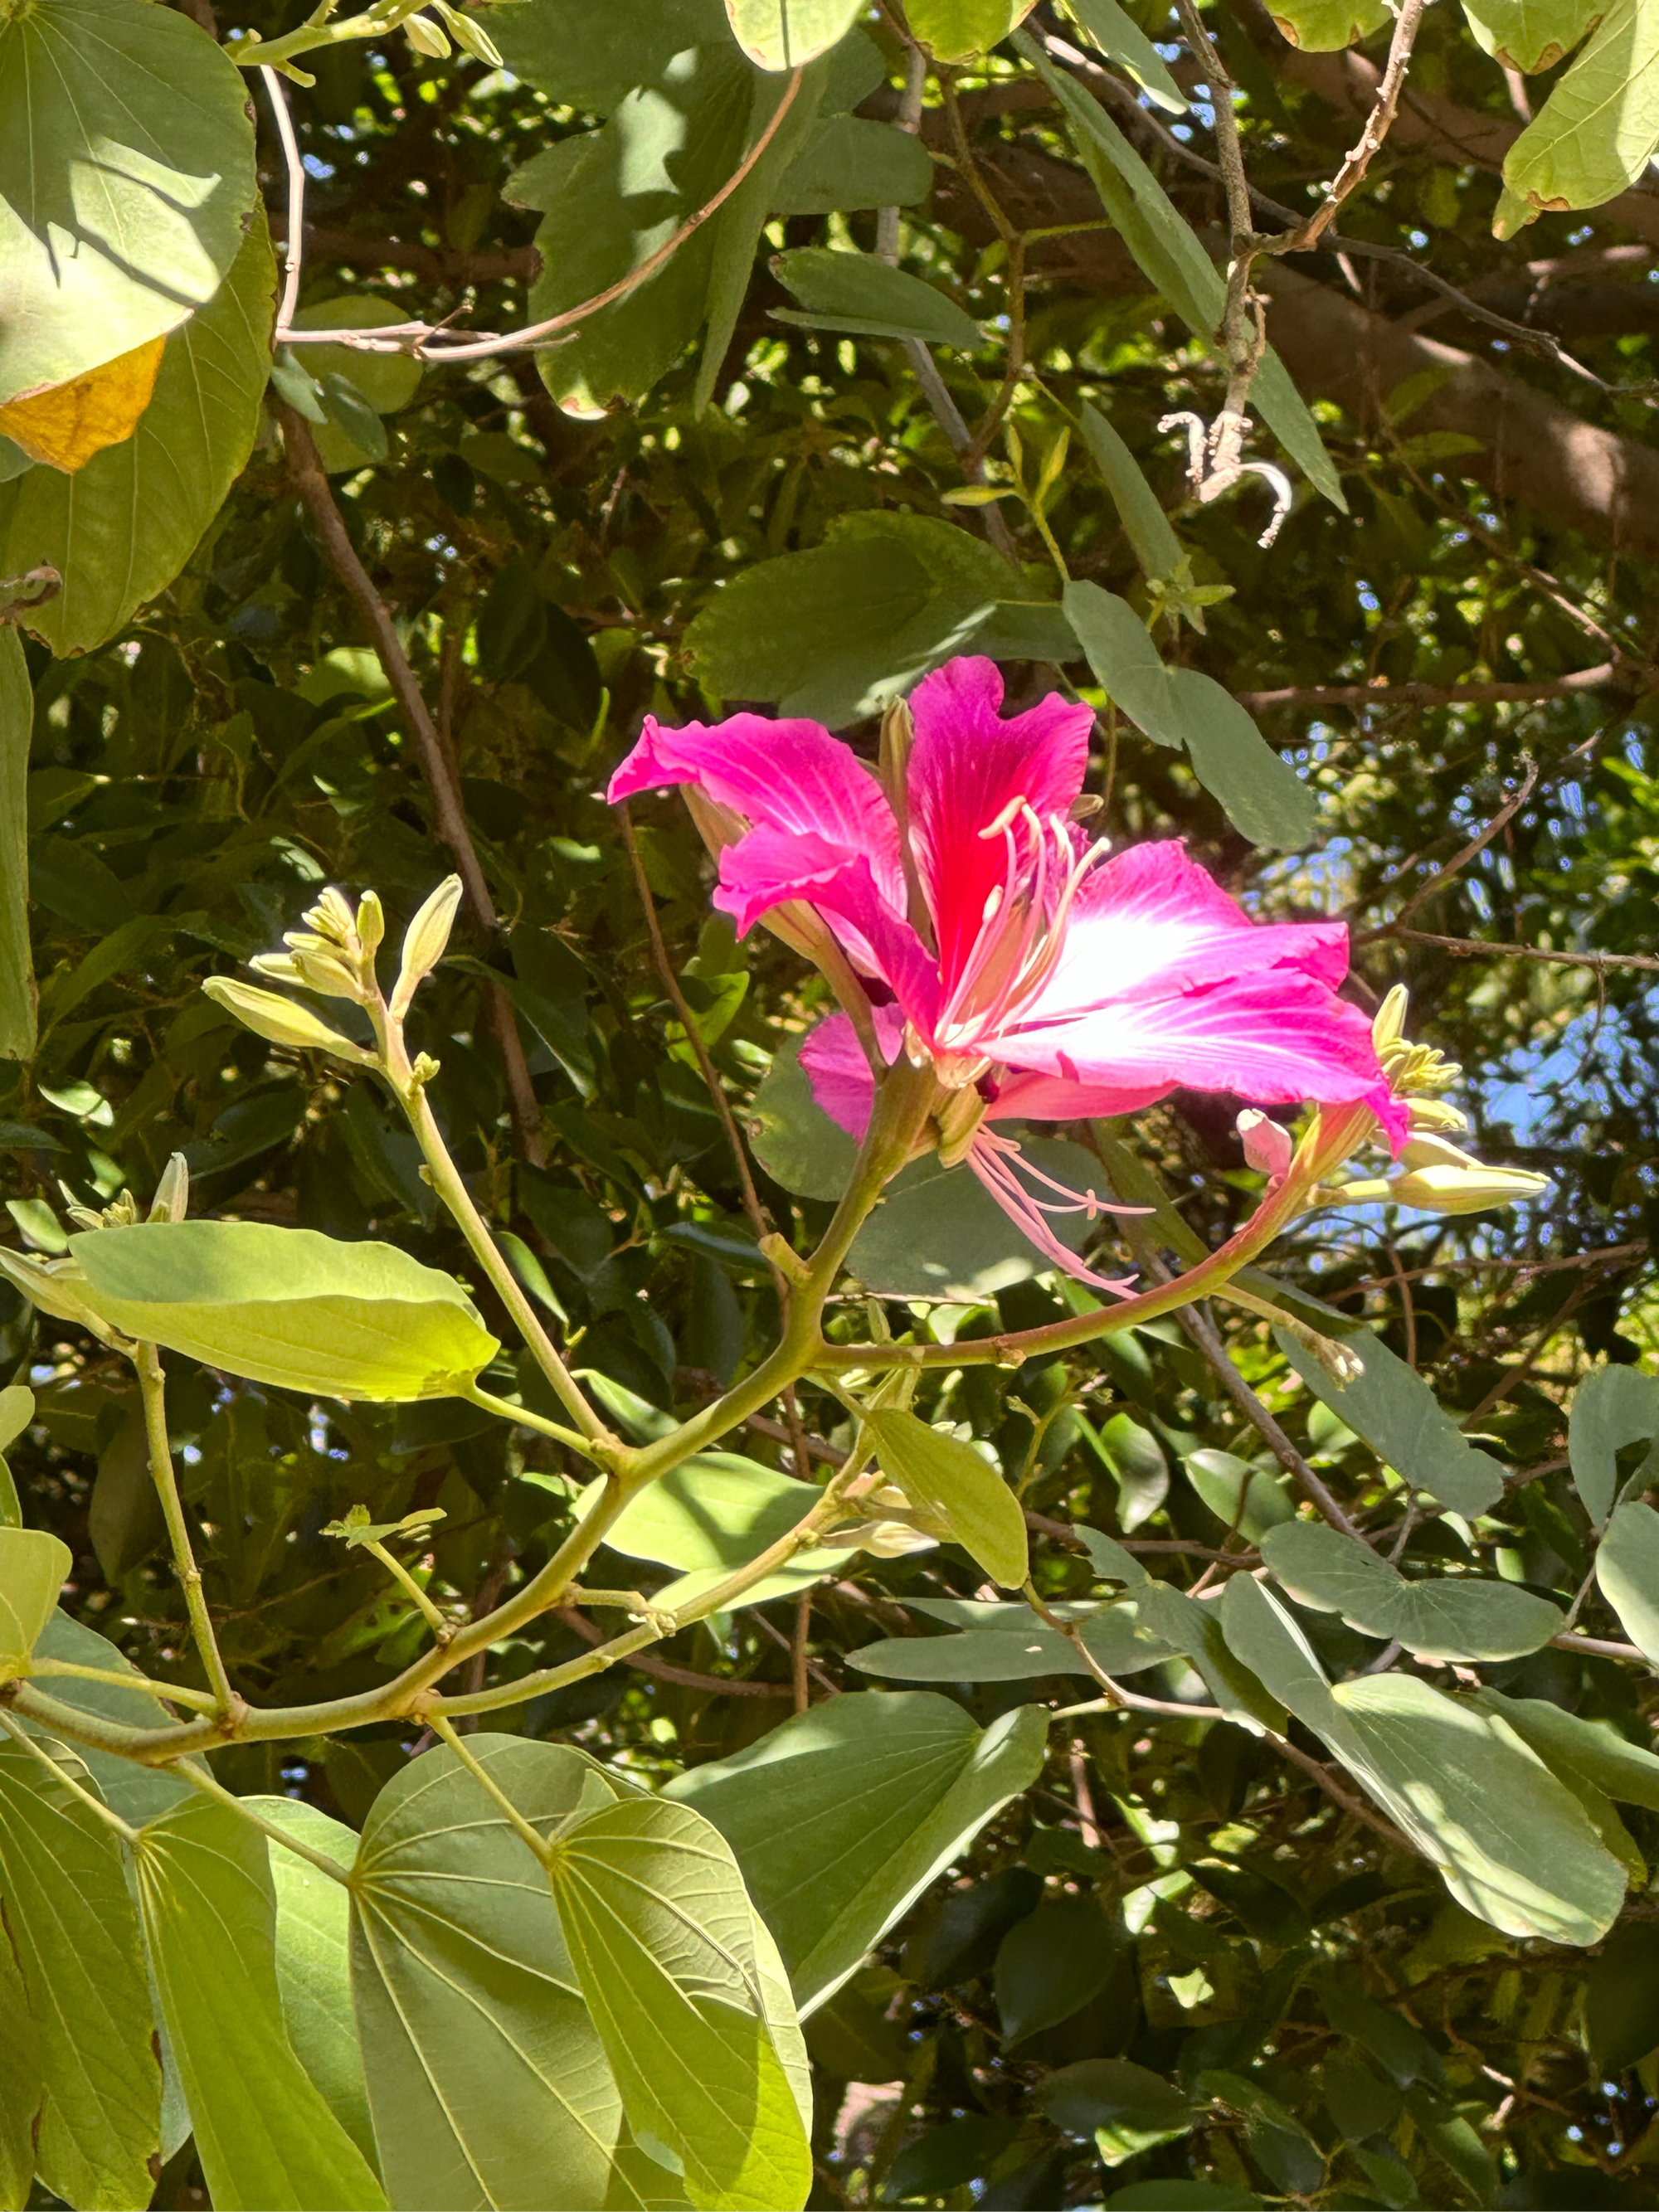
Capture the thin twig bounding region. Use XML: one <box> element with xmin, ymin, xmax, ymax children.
<box><xmin>278</xmin><ymin>73</ymin><xmax>805</xmax><ymax>361</ymax></box>
<box><xmin>791</xmin><ymin>1592</ymin><xmax>812</xmax><ymax>1714</ymax></box>
<box><xmin>1241</xmin><ymin>672</ymin><xmax>1622</xmax><ymax>711</ymax></box>
<box><xmin>555</xmin><ymin>1607</ymin><xmax>791</xmax><ymax>1698</ymax></box>
<box><xmin>273</xmin><ymin>401</ymin><xmax>546</xmax><ymax>1165</ymax></box>
<box><xmin>1268</xmin><ymin>0</ymin><xmax>1436</xmax><ymax>255</ymax></box>
<box><xmin>1382</xmin><ymin>928</ymin><xmax>1659</xmax><ymax>977</ymax></box>
<box><xmin>260</xmin><ymin>67</ymin><xmax>305</xmax><ymax>331</ymax></box>
<box><xmin>1383</xmin><ymin>759</ymin><xmax>1539</xmax><ymax>930</ymax></box>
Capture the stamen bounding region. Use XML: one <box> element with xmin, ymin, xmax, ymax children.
<box><xmin>966</xmin><ymin>1130</ymin><xmax>1138</xmax><ymax>1295</ymax></box>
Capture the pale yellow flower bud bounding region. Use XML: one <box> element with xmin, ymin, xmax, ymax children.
<box><xmin>1391</xmin><ymin>1135</ymin><xmax>1549</xmax><ymax>1214</ymax></box>
<box><xmin>1372</xmin><ymin>984</ymin><xmax>1410</xmax><ymax>1053</ymax></box>
<box><xmin>202</xmin><ymin>978</ymin><xmax>376</xmax><ymax>1064</ymax></box>
<box><xmin>392</xmin><ymin>876</ymin><xmax>465</xmax><ymax>1018</ymax></box>
<box><xmin>149</xmin><ymin>1153</ymin><xmax>190</xmax><ymax>1224</ymax></box>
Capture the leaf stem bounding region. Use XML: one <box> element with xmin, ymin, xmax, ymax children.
<box><xmin>426</xmin><ymin>1714</ymin><xmax>553</xmax><ymax>1868</ymax></box>
<box><xmin>134</xmin><ymin>1345</ymin><xmax>240</xmax><ymax>1720</ymax></box>
<box><xmin>0</xmin><ymin>1711</ymin><xmax>139</xmax><ymax>1845</ymax></box>
<box><xmin>172</xmin><ymin>1759</ymin><xmax>352</xmax><ymax>1884</ymax></box>
<box><xmin>28</xmin><ymin>1659</ymin><xmax>221</xmax><ymax>1714</ymax></box>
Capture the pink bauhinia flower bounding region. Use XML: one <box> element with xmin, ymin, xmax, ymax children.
<box><xmin>609</xmin><ymin>654</ymin><xmax>1403</xmax><ymax>1289</ymax></box>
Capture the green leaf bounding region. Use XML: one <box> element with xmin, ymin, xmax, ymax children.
<box><xmin>1260</xmin><ymin>1520</ymin><xmax>1562</xmax><ymax>1660</ymax></box>
<box><xmin>848</xmin><ymin>1596</ymin><xmax>1176</xmax><ymax>1680</ymax></box>
<box><xmin>668</xmin><ymin>1690</ymin><xmax>1047</xmax><ymax>2011</ymax></box>
<box><xmin>0</xmin><ymin>1898</ymin><xmax>41</xmax><ymax>2211</ymax></box>
<box><xmin>289</xmin><ymin>299</ymin><xmax>423</xmax><ymax>472</ymax></box>
<box><xmin>246</xmin><ymin>1797</ymin><xmax>377</xmax><ymax>2165</ymax></box>
<box><xmin>684</xmin><ymin>510</ymin><xmax>1066</xmax><ymax>724</ymax></box>
<box><xmin>867</xmin><ymin>1407</ymin><xmax>1029</xmax><ymax>1587</ymax></box>
<box><xmin>995</xmin><ymin>1895</ymin><xmax>1124</xmax><ymax>2045</ymax></box>
<box><xmin>747</xmin><ymin>1035</ymin><xmax>859</xmax><ymax>1200</ymax></box>
<box><xmin>490</xmin><ymin>0</ymin><xmax>732</xmax><ymax>113</ymax></box>
<box><xmin>63</xmin><ymin>1219</ymin><xmax>499</xmax><ymax>1402</ymax></box>
<box><xmin>588</xmin><ymin>1451</ymin><xmax>846</xmax><ymax>1609</ymax></box>
<box><xmin>905</xmin><ymin>0</ymin><xmax>1035</xmax><ymax>61</ymax></box>
<box><xmin>1272</xmin><ymin>1322</ymin><xmax>1506</xmax><ymax>1517</ymax></box>
<box><xmin>1219</xmin><ymin>1578</ymin><xmax>1625</xmax><ymax>1944</ymax></box>
<box><xmin>0</xmin><ymin>0</ymin><xmax>257</xmax><ymax>406</ymax></box>
<box><xmin>1498</xmin><ymin>0</ymin><xmax>1659</xmax><ymax>230</ymax></box>
<box><xmin>0</xmin><ymin>630</ymin><xmax>32</xmax><ymax>1061</ymax></box>
<box><xmin>350</xmin><ymin>1737</ymin><xmax>649</xmax><ymax>2212</ymax></box>
<box><xmin>847</xmin><ymin>1138</ymin><xmax>1107</xmax><ymax>1300</ymax></box>
<box><xmin>505</xmin><ymin>39</ymin><xmax>754</xmax><ymax>413</ymax></box>
<box><xmin>1471</xmin><ymin>1688</ymin><xmax>1659</xmax><ymax>1812</ymax></box>
<box><xmin>0</xmin><ymin>1526</ymin><xmax>71</xmax><ymax>1678</ymax></box>
<box><xmin>1184</xmin><ymin>1448</ymin><xmax>1296</xmax><ymax>1540</ymax></box>
<box><xmin>771</xmin><ymin>115</ymin><xmax>937</xmax><ymax>214</ymax></box>
<box><xmin>1594</xmin><ymin>1498</ymin><xmax>1659</xmax><ymax>1664</ymax></box>
<box><xmin>1078</xmin><ymin>401</ymin><xmax>1185</xmax><ymax>583</ymax></box>
<box><xmin>1063</xmin><ymin>0</ymin><xmax>1185</xmax><ymax>107</ymax></box>
<box><xmin>0</xmin><ymin>214</ymin><xmax>275</xmax><ymax>657</ymax></box>
<box><xmin>723</xmin><ymin>0</ymin><xmax>865</xmax><ymax>66</ymax></box>
<box><xmin>1460</xmin><ymin>0</ymin><xmax>1601</xmax><ymax>68</ymax></box>
<box><xmin>1037</xmin><ymin>2057</ymin><xmax>1190</xmax><ymax>2141</ymax></box>
<box><xmin>548</xmin><ymin>1792</ymin><xmax>812</xmax><ymax>2211</ymax></box>
<box><xmin>0</xmin><ymin>1736</ymin><xmax>160</xmax><ymax>2209</ymax></box>
<box><xmin>1020</xmin><ymin>36</ymin><xmax>1345</xmax><ymax>512</ymax></box>
<box><xmin>1265</xmin><ymin>0</ymin><xmax>1389</xmax><ymax>46</ymax></box>
<box><xmin>132</xmin><ymin>1794</ymin><xmax>386</xmax><ymax>2210</ymax></box>
<box><xmin>1569</xmin><ymin>1363</ymin><xmax>1659</xmax><ymax>1525</ymax></box>
<box><xmin>771</xmin><ymin>246</ymin><xmax>982</xmax><ymax>346</ymax></box>
<box><xmin>1131</xmin><ymin>1578</ymin><xmax>1287</xmax><ymax>1733</ymax></box>
<box><xmin>28</xmin><ymin>1610</ymin><xmax>192</xmax><ymax>1823</ymax></box>
<box><xmin>1585</xmin><ymin>1923</ymin><xmax>1659</xmax><ymax>2067</ymax></box>
<box><xmin>1063</xmin><ymin>582</ymin><xmax>1317</xmax><ymax>848</ymax></box>
<box><xmin>1093</xmin><ymin>1410</ymin><xmax>1169</xmax><ymax>1530</ymax></box>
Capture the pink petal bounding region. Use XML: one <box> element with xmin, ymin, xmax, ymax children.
<box><xmin>608</xmin><ymin>711</ymin><xmax>903</xmax><ymax>912</ymax></box>
<box><xmin>715</xmin><ymin>829</ymin><xmax>940</xmax><ymax>1028</ymax></box>
<box><xmin>984</xmin><ymin>1068</ymin><xmax>1170</xmax><ymax>1124</ymax></box>
<box><xmin>1022</xmin><ymin>841</ymin><xmax>1350</xmax><ymax>1029</ymax></box>
<box><xmin>798</xmin><ymin>1008</ymin><xmax>906</xmax><ymax>1140</ymax></box>
<box><xmin>904</xmin><ymin>657</ymin><xmax>1095</xmax><ymax>989</ymax></box>
<box><xmin>995</xmin><ymin>970</ymin><xmax>1405</xmax><ymax>1138</ymax></box>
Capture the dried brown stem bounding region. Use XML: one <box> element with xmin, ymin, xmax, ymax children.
<box><xmin>1241</xmin><ymin>671</ymin><xmax>1623</xmax><ymax>711</ymax></box>
<box><xmin>1268</xmin><ymin>0</ymin><xmax>1434</xmax><ymax>255</ymax></box>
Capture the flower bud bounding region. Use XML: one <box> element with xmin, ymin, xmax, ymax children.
<box><xmin>202</xmin><ymin>978</ymin><xmax>376</xmax><ymax>1064</ymax></box>
<box><xmin>149</xmin><ymin>1154</ymin><xmax>190</xmax><ymax>1223</ymax></box>
<box><xmin>1405</xmin><ymin>1095</ymin><xmax>1469</xmax><ymax>1135</ymax></box>
<box><xmin>391</xmin><ymin>876</ymin><xmax>464</xmax><ymax>1018</ymax></box>
<box><xmin>1391</xmin><ymin>1135</ymin><xmax>1550</xmax><ymax>1215</ymax></box>
<box><xmin>304</xmin><ymin>888</ymin><xmax>357</xmax><ymax>946</ymax></box>
<box><xmin>1237</xmin><ymin>1108</ymin><xmax>1293</xmax><ymax>1181</ymax></box>
<box><xmin>1372</xmin><ymin>984</ymin><xmax>1409</xmax><ymax>1053</ymax></box>
<box><xmin>402</xmin><ymin>9</ymin><xmax>451</xmax><ymax>55</ymax></box>
<box><xmin>356</xmin><ymin>890</ymin><xmax>386</xmax><ymax>959</ymax></box>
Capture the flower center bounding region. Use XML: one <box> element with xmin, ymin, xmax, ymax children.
<box><xmin>931</xmin><ymin>800</ymin><xmax>1105</xmax><ymax>1057</ymax></box>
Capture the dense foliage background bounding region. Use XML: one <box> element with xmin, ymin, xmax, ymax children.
<box><xmin>9</xmin><ymin>0</ymin><xmax>1659</xmax><ymax>2203</ymax></box>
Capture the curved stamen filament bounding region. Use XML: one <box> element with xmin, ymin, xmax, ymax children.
<box><xmin>936</xmin><ymin>809</ymin><xmax>1108</xmax><ymax>1054</ymax></box>
<box><xmin>966</xmin><ymin>1127</ymin><xmax>1143</xmax><ymax>1294</ymax></box>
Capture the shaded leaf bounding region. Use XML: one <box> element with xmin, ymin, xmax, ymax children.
<box><xmin>848</xmin><ymin>1137</ymin><xmax>1106</xmax><ymax>1300</ymax></box>
<box><xmin>1219</xmin><ymin>1578</ymin><xmax>1625</xmax><ymax>1944</ymax></box>
<box><xmin>1260</xmin><ymin>1519</ymin><xmax>1561</xmax><ymax>1660</ymax></box>
<box><xmin>667</xmin><ymin>1689</ymin><xmax>1048</xmax><ymax>2011</ymax></box>
<box><xmin>1568</xmin><ymin>1363</ymin><xmax>1659</xmax><ymax>1525</ymax></box>
<box><xmin>548</xmin><ymin>1793</ymin><xmax>812</xmax><ymax>2211</ymax></box>
<box><xmin>349</xmin><ymin>1737</ymin><xmax>646</xmax><ymax>2212</ymax></box>
<box><xmin>0</xmin><ymin>1526</ymin><xmax>71</xmax><ymax>1678</ymax></box>
<box><xmin>771</xmin><ymin>246</ymin><xmax>981</xmax><ymax>346</ymax></box>
<box><xmin>0</xmin><ymin>338</ymin><xmax>165</xmax><ymax>475</ymax></box>
<box><xmin>1064</xmin><ymin>0</ymin><xmax>1185</xmax><ymax>108</ymax></box>
<box><xmin>867</xmin><ymin>1406</ymin><xmax>1028</xmax><ymax>1587</ymax></box>
<box><xmin>0</xmin><ymin>1737</ymin><xmax>160</xmax><ymax>2209</ymax></box>
<box><xmin>0</xmin><ymin>630</ymin><xmax>32</xmax><ymax>1061</ymax></box>
<box><xmin>0</xmin><ymin>0</ymin><xmax>257</xmax><ymax>406</ymax></box>
<box><xmin>1594</xmin><ymin>1498</ymin><xmax>1659</xmax><ymax>1664</ymax></box>
<box><xmin>133</xmin><ymin>1794</ymin><xmax>385</xmax><ymax>2210</ymax></box>
<box><xmin>0</xmin><ymin>215</ymin><xmax>275</xmax><ymax>656</ymax></box>
<box><xmin>1273</xmin><ymin>1322</ymin><xmax>1506</xmax><ymax>1517</ymax></box>
<box><xmin>1063</xmin><ymin>582</ymin><xmax>1317</xmax><ymax>848</ymax></box>
<box><xmin>995</xmin><ymin>1895</ymin><xmax>1122</xmax><ymax>2044</ymax></box>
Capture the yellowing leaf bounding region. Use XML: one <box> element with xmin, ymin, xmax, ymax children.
<box><xmin>0</xmin><ymin>337</ymin><xmax>166</xmax><ymax>474</ymax></box>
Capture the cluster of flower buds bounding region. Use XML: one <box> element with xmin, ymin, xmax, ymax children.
<box><xmin>1311</xmin><ymin>986</ymin><xmax>1550</xmax><ymax>1217</ymax></box>
<box><xmin>200</xmin><ymin>877</ymin><xmax>464</xmax><ymax>1070</ymax></box>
